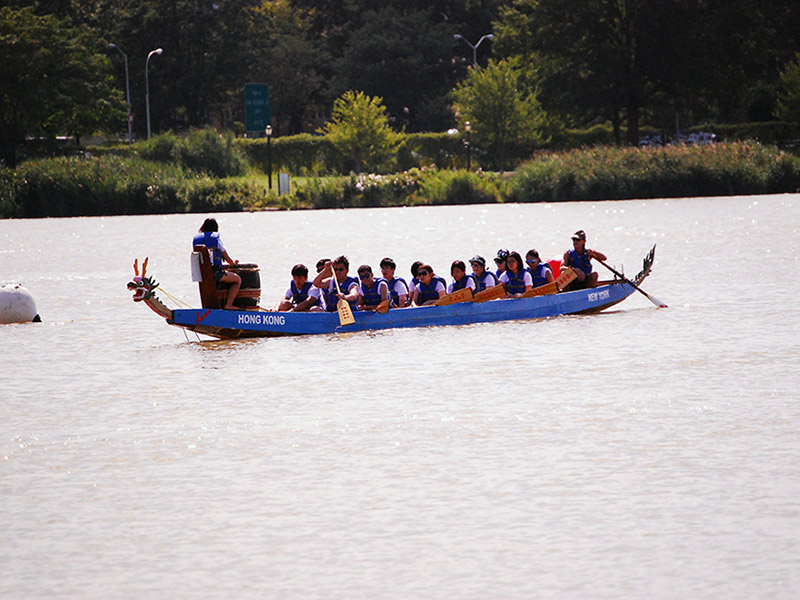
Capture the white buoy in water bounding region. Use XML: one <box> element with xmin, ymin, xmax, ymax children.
<box><xmin>0</xmin><ymin>283</ymin><xmax>41</xmax><ymax>324</ymax></box>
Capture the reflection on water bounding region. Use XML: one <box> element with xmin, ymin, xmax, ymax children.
<box><xmin>2</xmin><ymin>195</ymin><xmax>800</xmax><ymax>599</ymax></box>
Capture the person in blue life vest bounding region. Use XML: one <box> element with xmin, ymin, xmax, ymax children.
<box><xmin>412</xmin><ymin>264</ymin><xmax>446</xmax><ymax>305</ymax></box>
<box><xmin>447</xmin><ymin>260</ymin><xmax>476</xmax><ymax>294</ymax></box>
<box><xmin>313</xmin><ymin>255</ymin><xmax>359</xmax><ymax>312</ymax></box>
<box><xmin>525</xmin><ymin>249</ymin><xmax>554</xmax><ymax>288</ymax></box>
<box><xmin>192</xmin><ymin>217</ymin><xmax>241</xmax><ymax>310</ymax></box>
<box><xmin>276</xmin><ymin>263</ymin><xmax>323</xmax><ymax>312</ymax></box>
<box><xmin>380</xmin><ymin>257</ymin><xmax>410</xmax><ymax>308</ymax></box>
<box><xmin>469</xmin><ymin>255</ymin><xmax>499</xmax><ymax>292</ymax></box>
<box><xmin>494</xmin><ymin>248</ymin><xmax>509</xmax><ymax>278</ymax></box>
<box><xmin>562</xmin><ymin>229</ymin><xmax>607</xmax><ymax>290</ymax></box>
<box><xmin>408</xmin><ymin>260</ymin><xmax>424</xmax><ymax>301</ymax></box>
<box><xmin>499</xmin><ymin>251</ymin><xmax>533</xmax><ymax>297</ymax></box>
<box><xmin>357</xmin><ymin>265</ymin><xmax>390</xmax><ymax>310</ymax></box>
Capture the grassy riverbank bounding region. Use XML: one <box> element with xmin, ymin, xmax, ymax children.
<box><xmin>2</xmin><ymin>142</ymin><xmax>798</xmax><ymax>218</ymax></box>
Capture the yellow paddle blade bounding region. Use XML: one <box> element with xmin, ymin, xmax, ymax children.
<box><xmin>473</xmin><ymin>284</ymin><xmax>506</xmax><ymax>303</ymax></box>
<box><xmin>337</xmin><ymin>299</ymin><xmax>355</xmax><ymax>326</ymax></box>
<box><xmin>436</xmin><ymin>287</ymin><xmax>474</xmax><ymax>306</ymax></box>
<box><xmin>376</xmin><ymin>299</ymin><xmax>391</xmax><ymax>314</ymax></box>
<box><xmin>555</xmin><ymin>267</ymin><xmax>577</xmax><ymax>291</ymax></box>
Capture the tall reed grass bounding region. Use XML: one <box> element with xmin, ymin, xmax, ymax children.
<box><xmin>3</xmin><ymin>155</ymin><xmax>254</xmax><ymax>218</ymax></box>
<box><xmin>507</xmin><ymin>142</ymin><xmax>800</xmax><ymax>202</ymax></box>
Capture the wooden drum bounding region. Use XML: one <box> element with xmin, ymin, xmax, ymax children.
<box><xmin>216</xmin><ymin>263</ymin><xmax>261</xmax><ymax>309</ymax></box>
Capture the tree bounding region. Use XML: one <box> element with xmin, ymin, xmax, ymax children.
<box><xmin>319</xmin><ymin>90</ymin><xmax>404</xmax><ymax>173</ymax></box>
<box><xmin>452</xmin><ymin>59</ymin><xmax>550</xmax><ymax>170</ymax></box>
<box><xmin>0</xmin><ymin>6</ymin><xmax>123</xmax><ymax>166</ymax></box>
<box><xmin>776</xmin><ymin>53</ymin><xmax>800</xmax><ymax>123</ymax></box>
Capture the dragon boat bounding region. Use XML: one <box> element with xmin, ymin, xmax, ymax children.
<box><xmin>128</xmin><ymin>246</ymin><xmax>658</xmax><ymax>340</ymax></box>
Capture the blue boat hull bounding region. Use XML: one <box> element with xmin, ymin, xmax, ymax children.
<box><xmin>166</xmin><ymin>281</ymin><xmax>636</xmax><ymax>339</ymax></box>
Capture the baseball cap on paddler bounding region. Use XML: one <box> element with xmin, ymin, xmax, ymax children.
<box><xmin>571</xmin><ymin>229</ymin><xmax>586</xmax><ymax>241</ymax></box>
<box><xmin>494</xmin><ymin>248</ymin><xmax>509</xmax><ymax>263</ymax></box>
<box><xmin>469</xmin><ymin>255</ymin><xmax>486</xmax><ymax>266</ymax></box>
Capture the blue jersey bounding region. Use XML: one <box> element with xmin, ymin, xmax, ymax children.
<box><xmin>473</xmin><ymin>271</ymin><xmax>498</xmax><ymax>292</ymax></box>
<box><xmin>567</xmin><ymin>249</ymin><xmax>593</xmax><ymax>276</ymax></box>
<box><xmin>451</xmin><ymin>274</ymin><xmax>475</xmax><ymax>292</ymax></box>
<box><xmin>416</xmin><ymin>279</ymin><xmax>443</xmax><ymax>304</ymax></box>
<box><xmin>192</xmin><ymin>231</ymin><xmax>224</xmax><ymax>267</ymax></box>
<box><xmin>386</xmin><ymin>276</ymin><xmax>410</xmax><ymax>307</ymax></box>
<box><xmin>503</xmin><ymin>270</ymin><xmax>529</xmax><ymax>295</ymax></box>
<box><xmin>290</xmin><ymin>280</ymin><xmax>319</xmax><ymax>307</ymax></box>
<box><xmin>360</xmin><ymin>277</ymin><xmax>388</xmax><ymax>306</ymax></box>
<box><xmin>530</xmin><ymin>263</ymin><xmax>553</xmax><ymax>287</ymax></box>
<box><xmin>325</xmin><ymin>276</ymin><xmax>358</xmax><ymax>312</ymax></box>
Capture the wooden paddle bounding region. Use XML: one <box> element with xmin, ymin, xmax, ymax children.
<box><xmin>332</xmin><ymin>272</ymin><xmax>356</xmax><ymax>325</ymax></box>
<box><xmin>596</xmin><ymin>258</ymin><xmax>667</xmax><ymax>308</ymax></box>
<box><xmin>472</xmin><ymin>284</ymin><xmax>506</xmax><ymax>303</ymax></box>
<box><xmin>521</xmin><ymin>281</ymin><xmax>559</xmax><ymax>297</ymax></box>
<box><xmin>436</xmin><ymin>287</ymin><xmax>474</xmax><ymax>306</ymax></box>
<box><xmin>376</xmin><ymin>299</ymin><xmax>391</xmax><ymax>314</ymax></box>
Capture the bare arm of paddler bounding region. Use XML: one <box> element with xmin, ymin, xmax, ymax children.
<box><xmin>312</xmin><ymin>261</ymin><xmax>333</xmax><ymax>289</ymax></box>
<box><xmin>587</xmin><ymin>248</ymin><xmax>607</xmax><ymax>261</ymax></box>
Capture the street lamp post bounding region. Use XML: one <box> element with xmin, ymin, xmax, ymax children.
<box><xmin>453</xmin><ymin>33</ymin><xmax>494</xmax><ymax>67</ymax></box>
<box><xmin>265</xmin><ymin>125</ymin><xmax>273</xmax><ymax>190</ymax></box>
<box><xmin>109</xmin><ymin>43</ymin><xmax>133</xmax><ymax>144</ymax></box>
<box><xmin>464</xmin><ymin>121</ymin><xmax>472</xmax><ymax>170</ymax></box>
<box><xmin>145</xmin><ymin>48</ymin><xmax>163</xmax><ymax>140</ymax></box>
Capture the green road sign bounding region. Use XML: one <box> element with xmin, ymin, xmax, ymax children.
<box><xmin>245</xmin><ymin>83</ymin><xmax>271</xmax><ymax>134</ymax></box>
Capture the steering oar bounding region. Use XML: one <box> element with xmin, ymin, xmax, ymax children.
<box><xmin>596</xmin><ymin>257</ymin><xmax>667</xmax><ymax>309</ymax></box>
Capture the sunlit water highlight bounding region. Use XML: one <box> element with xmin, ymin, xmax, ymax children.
<box><xmin>2</xmin><ymin>194</ymin><xmax>799</xmax><ymax>598</ymax></box>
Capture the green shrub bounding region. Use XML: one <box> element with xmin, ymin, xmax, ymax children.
<box><xmin>138</xmin><ymin>129</ymin><xmax>247</xmax><ymax>177</ymax></box>
<box><xmin>415</xmin><ymin>169</ymin><xmax>504</xmax><ymax>205</ymax></box>
<box><xmin>0</xmin><ymin>166</ymin><xmax>21</xmax><ymax>217</ymax></box>
<box><xmin>2</xmin><ymin>154</ymin><xmax>253</xmax><ymax>218</ymax></box>
<box><xmin>508</xmin><ymin>142</ymin><xmax>800</xmax><ymax>202</ymax></box>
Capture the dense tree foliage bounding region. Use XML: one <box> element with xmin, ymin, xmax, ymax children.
<box><xmin>319</xmin><ymin>91</ymin><xmax>403</xmax><ymax>173</ymax></box>
<box><xmin>0</xmin><ymin>6</ymin><xmax>123</xmax><ymax>166</ymax></box>
<box><xmin>452</xmin><ymin>59</ymin><xmax>551</xmax><ymax>169</ymax></box>
<box><xmin>1</xmin><ymin>0</ymin><xmax>799</xmax><ymax>165</ymax></box>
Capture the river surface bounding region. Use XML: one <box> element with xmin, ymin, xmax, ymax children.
<box><xmin>2</xmin><ymin>194</ymin><xmax>799</xmax><ymax>599</ymax></box>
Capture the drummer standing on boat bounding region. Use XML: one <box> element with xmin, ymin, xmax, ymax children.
<box><xmin>563</xmin><ymin>229</ymin><xmax>607</xmax><ymax>289</ymax></box>
<box><xmin>192</xmin><ymin>218</ymin><xmax>241</xmax><ymax>310</ymax></box>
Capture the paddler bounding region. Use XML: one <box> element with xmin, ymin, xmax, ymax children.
<box><xmin>276</xmin><ymin>263</ymin><xmax>323</xmax><ymax>312</ymax></box>
<box><xmin>357</xmin><ymin>265</ymin><xmax>390</xmax><ymax>311</ymax></box>
<box><xmin>469</xmin><ymin>255</ymin><xmax>498</xmax><ymax>292</ymax></box>
<box><xmin>499</xmin><ymin>251</ymin><xmax>532</xmax><ymax>297</ymax></box>
<box><xmin>525</xmin><ymin>249</ymin><xmax>554</xmax><ymax>287</ymax></box>
<box><xmin>412</xmin><ymin>264</ymin><xmax>446</xmax><ymax>305</ymax></box>
<box><xmin>447</xmin><ymin>260</ymin><xmax>476</xmax><ymax>294</ymax></box>
<box><xmin>562</xmin><ymin>229</ymin><xmax>607</xmax><ymax>289</ymax></box>
<box><xmin>313</xmin><ymin>255</ymin><xmax>359</xmax><ymax>313</ymax></box>
<box><xmin>192</xmin><ymin>217</ymin><xmax>241</xmax><ymax>310</ymax></box>
<box><xmin>380</xmin><ymin>257</ymin><xmax>410</xmax><ymax>308</ymax></box>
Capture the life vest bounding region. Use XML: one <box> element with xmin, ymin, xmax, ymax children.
<box><xmin>567</xmin><ymin>249</ymin><xmax>593</xmax><ymax>276</ymax></box>
<box><xmin>192</xmin><ymin>232</ymin><xmax>223</xmax><ymax>267</ymax></box>
<box><xmin>530</xmin><ymin>263</ymin><xmax>553</xmax><ymax>288</ymax></box>
<box><xmin>504</xmin><ymin>269</ymin><xmax>529</xmax><ymax>295</ymax></box>
<box><xmin>325</xmin><ymin>276</ymin><xmax>358</xmax><ymax>312</ymax></box>
<box><xmin>416</xmin><ymin>279</ymin><xmax>442</xmax><ymax>304</ymax></box>
<box><xmin>386</xmin><ymin>276</ymin><xmax>410</xmax><ymax>307</ymax></box>
<box><xmin>451</xmin><ymin>274</ymin><xmax>475</xmax><ymax>292</ymax></box>
<box><xmin>360</xmin><ymin>277</ymin><xmax>387</xmax><ymax>306</ymax></box>
<box><xmin>473</xmin><ymin>271</ymin><xmax>497</xmax><ymax>292</ymax></box>
<box><xmin>290</xmin><ymin>280</ymin><xmax>318</xmax><ymax>307</ymax></box>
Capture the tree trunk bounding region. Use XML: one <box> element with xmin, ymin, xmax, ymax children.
<box><xmin>626</xmin><ymin>94</ymin><xmax>640</xmax><ymax>146</ymax></box>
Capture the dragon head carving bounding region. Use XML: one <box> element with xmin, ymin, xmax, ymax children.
<box><xmin>127</xmin><ymin>257</ymin><xmax>158</xmax><ymax>302</ymax></box>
